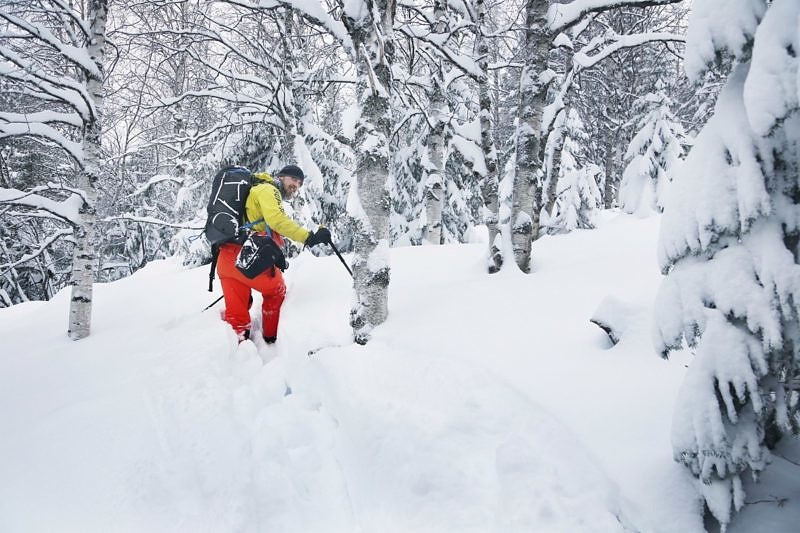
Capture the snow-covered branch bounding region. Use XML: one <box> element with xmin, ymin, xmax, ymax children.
<box><xmin>0</xmin><ymin>122</ymin><xmax>83</xmax><ymax>164</ymax></box>
<box><xmin>548</xmin><ymin>0</ymin><xmax>685</xmax><ymax>32</ymax></box>
<box><xmin>0</xmin><ymin>111</ymin><xmax>83</xmax><ymax>128</ymax></box>
<box><xmin>396</xmin><ymin>20</ymin><xmax>483</xmax><ymax>81</ymax></box>
<box><xmin>0</xmin><ymin>187</ymin><xmax>84</xmax><ymax>226</ymax></box>
<box><xmin>0</xmin><ymin>228</ymin><xmax>74</xmax><ymax>277</ymax></box>
<box><xmin>573</xmin><ymin>31</ymin><xmax>684</xmax><ymax>68</ymax></box>
<box><xmin>129</xmin><ymin>174</ymin><xmax>184</xmax><ymax>196</ymax></box>
<box><xmin>0</xmin><ymin>11</ymin><xmax>100</xmax><ymax>77</ymax></box>
<box><xmin>0</xmin><ymin>46</ymin><xmax>93</xmax><ymax>119</ymax></box>
<box><xmin>104</xmin><ymin>215</ymin><xmax>203</xmax><ymax>231</ymax></box>
<box><xmin>228</xmin><ymin>0</ymin><xmax>353</xmax><ymax>52</ymax></box>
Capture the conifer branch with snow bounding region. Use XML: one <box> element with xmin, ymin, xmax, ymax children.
<box><xmin>655</xmin><ymin>0</ymin><xmax>800</xmax><ymax>528</ymax></box>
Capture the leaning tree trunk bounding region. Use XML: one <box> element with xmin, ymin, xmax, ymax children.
<box><xmin>345</xmin><ymin>0</ymin><xmax>396</xmax><ymax>344</ymax></box>
<box><xmin>476</xmin><ymin>0</ymin><xmax>502</xmax><ymax>273</ymax></box>
<box><xmin>511</xmin><ymin>0</ymin><xmax>551</xmax><ymax>273</ymax></box>
<box><xmin>68</xmin><ymin>0</ymin><xmax>108</xmax><ymax>340</ymax></box>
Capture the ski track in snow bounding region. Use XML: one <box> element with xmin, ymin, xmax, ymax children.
<box><xmin>1</xmin><ymin>213</ymin><xmax>711</xmax><ymax>532</ymax></box>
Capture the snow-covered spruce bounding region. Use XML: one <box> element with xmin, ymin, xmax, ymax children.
<box><xmin>545</xmin><ymin>109</ymin><xmax>602</xmax><ymax>234</ymax></box>
<box><xmin>655</xmin><ymin>0</ymin><xmax>800</xmax><ymax>528</ymax></box>
<box><xmin>619</xmin><ymin>86</ymin><xmax>685</xmax><ymax>216</ymax></box>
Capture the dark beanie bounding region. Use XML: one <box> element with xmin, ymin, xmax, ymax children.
<box><xmin>277</xmin><ymin>164</ymin><xmax>305</xmax><ymax>182</ymax></box>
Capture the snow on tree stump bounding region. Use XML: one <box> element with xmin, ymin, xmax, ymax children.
<box><xmin>590</xmin><ymin>296</ymin><xmax>634</xmax><ymax>346</ymax></box>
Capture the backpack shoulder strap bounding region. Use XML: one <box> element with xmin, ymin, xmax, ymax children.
<box><xmin>208</xmin><ymin>244</ymin><xmax>220</xmax><ymax>292</ymax></box>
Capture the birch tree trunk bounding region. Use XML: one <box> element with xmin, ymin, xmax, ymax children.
<box><xmin>423</xmin><ymin>79</ymin><xmax>445</xmax><ymax>245</ymax></box>
<box><xmin>511</xmin><ymin>0</ymin><xmax>551</xmax><ymax>273</ymax></box>
<box><xmin>68</xmin><ymin>0</ymin><xmax>108</xmax><ymax>340</ymax></box>
<box><xmin>603</xmin><ymin>130</ymin><xmax>620</xmax><ymax>208</ymax></box>
<box><xmin>476</xmin><ymin>0</ymin><xmax>501</xmax><ymax>273</ymax></box>
<box><xmin>423</xmin><ymin>0</ymin><xmax>447</xmax><ymax>245</ymax></box>
<box><xmin>171</xmin><ymin>1</ymin><xmax>188</xmax><ymax>179</ymax></box>
<box><xmin>344</xmin><ymin>0</ymin><xmax>396</xmax><ymax>344</ymax></box>
<box><xmin>280</xmin><ymin>7</ymin><xmax>301</xmax><ymax>163</ymax></box>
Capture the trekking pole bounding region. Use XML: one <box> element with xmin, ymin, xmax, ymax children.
<box><xmin>329</xmin><ymin>241</ymin><xmax>353</xmax><ymax>278</ymax></box>
<box><xmin>202</xmin><ymin>295</ymin><xmax>224</xmax><ymax>312</ymax></box>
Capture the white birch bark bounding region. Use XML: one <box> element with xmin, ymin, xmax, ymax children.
<box><xmin>171</xmin><ymin>1</ymin><xmax>188</xmax><ymax>179</ymax></box>
<box><xmin>511</xmin><ymin>0</ymin><xmax>551</xmax><ymax>273</ymax></box>
<box><xmin>475</xmin><ymin>0</ymin><xmax>501</xmax><ymax>272</ymax></box>
<box><xmin>544</xmin><ymin>108</ymin><xmax>567</xmax><ymax>216</ymax></box>
<box><xmin>422</xmin><ymin>80</ymin><xmax>445</xmax><ymax>244</ymax></box>
<box><xmin>280</xmin><ymin>7</ymin><xmax>302</xmax><ymax>163</ymax></box>
<box><xmin>68</xmin><ymin>0</ymin><xmax>108</xmax><ymax>340</ymax></box>
<box><xmin>423</xmin><ymin>177</ymin><xmax>444</xmax><ymax>244</ymax></box>
<box><xmin>603</xmin><ymin>130</ymin><xmax>622</xmax><ymax>208</ymax></box>
<box><xmin>422</xmin><ymin>0</ymin><xmax>447</xmax><ymax>245</ymax></box>
<box><xmin>423</xmin><ymin>108</ymin><xmax>445</xmax><ymax>245</ymax></box>
<box><xmin>344</xmin><ymin>0</ymin><xmax>395</xmax><ymax>344</ymax></box>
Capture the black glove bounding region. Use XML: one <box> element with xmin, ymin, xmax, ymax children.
<box><xmin>305</xmin><ymin>226</ymin><xmax>332</xmax><ymax>248</ymax></box>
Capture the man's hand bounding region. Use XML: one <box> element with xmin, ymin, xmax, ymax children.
<box><xmin>305</xmin><ymin>226</ymin><xmax>332</xmax><ymax>248</ymax></box>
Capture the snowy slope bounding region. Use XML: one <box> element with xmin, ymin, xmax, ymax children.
<box><xmin>1</xmin><ymin>212</ymin><xmax>790</xmax><ymax>532</ymax></box>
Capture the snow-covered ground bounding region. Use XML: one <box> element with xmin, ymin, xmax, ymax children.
<box><xmin>1</xmin><ymin>212</ymin><xmax>795</xmax><ymax>532</ymax></box>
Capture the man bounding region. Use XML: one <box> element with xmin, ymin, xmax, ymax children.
<box><xmin>216</xmin><ymin>164</ymin><xmax>330</xmax><ymax>343</ymax></box>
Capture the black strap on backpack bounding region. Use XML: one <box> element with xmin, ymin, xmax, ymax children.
<box><xmin>208</xmin><ymin>244</ymin><xmax>219</xmax><ymax>292</ymax></box>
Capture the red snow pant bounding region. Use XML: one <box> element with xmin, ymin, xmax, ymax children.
<box><xmin>216</xmin><ymin>242</ymin><xmax>286</xmax><ymax>339</ymax></box>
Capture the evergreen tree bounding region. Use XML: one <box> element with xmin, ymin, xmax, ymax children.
<box><xmin>546</xmin><ymin>110</ymin><xmax>601</xmax><ymax>233</ymax></box>
<box><xmin>390</xmin><ymin>125</ymin><xmax>426</xmax><ymax>246</ymax></box>
<box><xmin>655</xmin><ymin>0</ymin><xmax>800</xmax><ymax>528</ymax></box>
<box><xmin>619</xmin><ymin>85</ymin><xmax>685</xmax><ymax>215</ymax></box>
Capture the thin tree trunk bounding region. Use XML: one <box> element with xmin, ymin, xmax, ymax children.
<box><xmin>603</xmin><ymin>131</ymin><xmax>617</xmax><ymax>209</ymax></box>
<box><xmin>476</xmin><ymin>0</ymin><xmax>501</xmax><ymax>272</ymax></box>
<box><xmin>0</xmin><ymin>149</ymin><xmax>10</xmax><ymax>187</ymax></box>
<box><xmin>68</xmin><ymin>0</ymin><xmax>107</xmax><ymax>340</ymax></box>
<box><xmin>346</xmin><ymin>0</ymin><xmax>396</xmax><ymax>344</ymax></box>
<box><xmin>172</xmin><ymin>0</ymin><xmax>188</xmax><ymax>179</ymax></box>
<box><xmin>278</xmin><ymin>7</ymin><xmax>299</xmax><ymax>164</ymax></box>
<box><xmin>511</xmin><ymin>0</ymin><xmax>551</xmax><ymax>273</ymax></box>
<box><xmin>0</xmin><ymin>237</ymin><xmax>29</xmax><ymax>304</ymax></box>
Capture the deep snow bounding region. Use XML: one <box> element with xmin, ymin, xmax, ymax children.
<box><xmin>1</xmin><ymin>212</ymin><xmax>796</xmax><ymax>532</ymax></box>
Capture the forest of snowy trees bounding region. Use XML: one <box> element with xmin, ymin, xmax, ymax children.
<box><xmin>1</xmin><ymin>0</ymin><xmax>798</xmax><ymax>529</ymax></box>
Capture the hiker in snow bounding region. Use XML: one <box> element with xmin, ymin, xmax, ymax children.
<box><xmin>215</xmin><ymin>164</ymin><xmax>331</xmax><ymax>343</ymax></box>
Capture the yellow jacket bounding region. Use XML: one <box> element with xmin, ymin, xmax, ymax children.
<box><xmin>245</xmin><ymin>172</ymin><xmax>310</xmax><ymax>244</ymax></box>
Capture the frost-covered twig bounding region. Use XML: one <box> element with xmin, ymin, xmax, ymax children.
<box><xmin>548</xmin><ymin>0</ymin><xmax>684</xmax><ymax>32</ymax></box>
<box><xmin>104</xmin><ymin>215</ymin><xmax>203</xmax><ymax>231</ymax></box>
<box><xmin>0</xmin><ymin>228</ymin><xmax>73</xmax><ymax>277</ymax></box>
<box><xmin>744</xmin><ymin>495</ymin><xmax>788</xmax><ymax>507</ymax></box>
